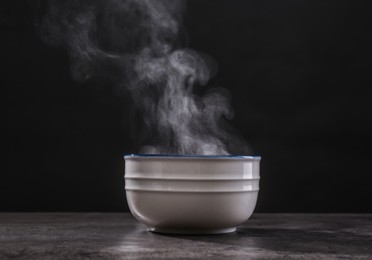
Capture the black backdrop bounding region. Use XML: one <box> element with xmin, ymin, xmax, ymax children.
<box><xmin>2</xmin><ymin>0</ymin><xmax>372</xmax><ymax>212</ymax></box>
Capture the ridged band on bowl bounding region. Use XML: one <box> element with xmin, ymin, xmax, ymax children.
<box><xmin>125</xmin><ymin>160</ymin><xmax>260</xmax><ymax>179</ymax></box>
<box><xmin>125</xmin><ymin>178</ymin><xmax>260</xmax><ymax>192</ymax></box>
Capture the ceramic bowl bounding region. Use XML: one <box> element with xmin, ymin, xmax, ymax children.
<box><xmin>124</xmin><ymin>154</ymin><xmax>261</xmax><ymax>234</ymax></box>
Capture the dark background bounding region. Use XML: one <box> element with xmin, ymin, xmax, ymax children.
<box><xmin>2</xmin><ymin>0</ymin><xmax>372</xmax><ymax>212</ymax></box>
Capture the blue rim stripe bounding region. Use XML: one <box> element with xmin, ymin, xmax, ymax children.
<box><xmin>125</xmin><ymin>188</ymin><xmax>260</xmax><ymax>193</ymax></box>
<box><xmin>124</xmin><ymin>154</ymin><xmax>261</xmax><ymax>159</ymax></box>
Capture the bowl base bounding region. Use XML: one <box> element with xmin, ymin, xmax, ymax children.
<box><xmin>147</xmin><ymin>227</ymin><xmax>236</xmax><ymax>235</ymax></box>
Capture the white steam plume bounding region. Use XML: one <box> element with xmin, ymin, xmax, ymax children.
<box><xmin>41</xmin><ymin>0</ymin><xmax>250</xmax><ymax>155</ymax></box>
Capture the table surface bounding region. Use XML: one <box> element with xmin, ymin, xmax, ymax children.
<box><xmin>0</xmin><ymin>213</ymin><xmax>371</xmax><ymax>259</ymax></box>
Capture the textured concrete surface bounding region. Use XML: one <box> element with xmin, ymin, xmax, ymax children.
<box><xmin>0</xmin><ymin>213</ymin><xmax>371</xmax><ymax>259</ymax></box>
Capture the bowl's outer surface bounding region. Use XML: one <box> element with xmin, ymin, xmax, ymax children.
<box><xmin>124</xmin><ymin>156</ymin><xmax>261</xmax><ymax>234</ymax></box>
<box><xmin>126</xmin><ymin>190</ymin><xmax>258</xmax><ymax>231</ymax></box>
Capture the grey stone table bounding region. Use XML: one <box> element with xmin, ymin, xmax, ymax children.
<box><xmin>0</xmin><ymin>213</ymin><xmax>371</xmax><ymax>259</ymax></box>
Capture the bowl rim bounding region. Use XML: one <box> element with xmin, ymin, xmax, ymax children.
<box><xmin>125</xmin><ymin>188</ymin><xmax>259</xmax><ymax>193</ymax></box>
<box><xmin>124</xmin><ymin>154</ymin><xmax>261</xmax><ymax>160</ymax></box>
<box><xmin>125</xmin><ymin>176</ymin><xmax>260</xmax><ymax>181</ymax></box>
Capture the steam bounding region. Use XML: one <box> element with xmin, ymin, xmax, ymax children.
<box><xmin>41</xmin><ymin>0</ymin><xmax>250</xmax><ymax>155</ymax></box>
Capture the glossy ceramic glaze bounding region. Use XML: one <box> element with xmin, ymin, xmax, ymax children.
<box><xmin>124</xmin><ymin>154</ymin><xmax>261</xmax><ymax>234</ymax></box>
